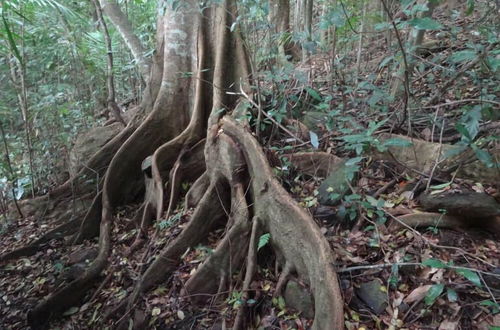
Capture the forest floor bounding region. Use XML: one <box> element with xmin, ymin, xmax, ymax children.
<box><xmin>1</xmin><ymin>159</ymin><xmax>499</xmax><ymax>329</ymax></box>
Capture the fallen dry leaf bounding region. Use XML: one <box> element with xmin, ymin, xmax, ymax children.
<box><xmin>404</xmin><ymin>285</ymin><xmax>432</xmax><ymax>304</ymax></box>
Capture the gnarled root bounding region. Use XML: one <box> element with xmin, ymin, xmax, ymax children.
<box><xmin>393</xmin><ymin>212</ymin><xmax>500</xmax><ymax>236</ymax></box>
<box><xmin>121</xmin><ymin>117</ymin><xmax>344</xmax><ymax>330</ymax></box>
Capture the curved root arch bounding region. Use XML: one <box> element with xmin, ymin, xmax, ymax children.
<box><xmin>119</xmin><ymin>117</ymin><xmax>344</xmax><ymax>329</ymax></box>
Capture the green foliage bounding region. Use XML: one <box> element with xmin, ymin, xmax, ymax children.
<box><xmin>422</xmin><ymin>257</ymin><xmax>484</xmax><ymax>305</ymax></box>
<box><xmin>422</xmin><ymin>258</ymin><xmax>447</xmax><ymax>269</ymax></box>
<box><xmin>455</xmin><ymin>268</ymin><xmax>482</xmax><ymax>287</ymax></box>
<box><xmin>446</xmin><ymin>287</ymin><xmax>458</xmax><ymax>302</ymax></box>
<box><xmin>227</xmin><ymin>290</ymin><xmax>244</xmax><ymax>309</ymax></box>
<box><xmin>338</xmin><ymin>119</ymin><xmax>412</xmax><ymax>156</ymax></box>
<box><xmin>0</xmin><ymin>0</ymin><xmax>156</xmax><ymax>200</ymax></box>
<box><xmin>480</xmin><ymin>300</ymin><xmax>500</xmax><ymax>314</ymax></box>
<box><xmin>451</xmin><ymin>105</ymin><xmax>499</xmax><ymax>169</ymax></box>
<box><xmin>425</xmin><ymin>284</ymin><xmax>444</xmax><ymax>306</ymax></box>
<box><xmin>408</xmin><ymin>17</ymin><xmax>443</xmax><ymax>30</ymax></box>
<box><xmin>258</xmin><ymin>233</ymin><xmax>270</xmax><ymax>250</ymax></box>
<box><xmin>157</xmin><ymin>212</ymin><xmax>182</xmax><ymax>230</ymax></box>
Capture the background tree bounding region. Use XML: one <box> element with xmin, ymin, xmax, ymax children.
<box><xmin>99</xmin><ymin>0</ymin><xmax>151</xmax><ymax>82</ymax></box>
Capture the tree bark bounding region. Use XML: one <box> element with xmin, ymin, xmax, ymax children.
<box><xmin>303</xmin><ymin>0</ymin><xmax>313</xmax><ymax>60</ymax></box>
<box><xmin>269</xmin><ymin>0</ymin><xmax>291</xmax><ymax>58</ymax></box>
<box><xmin>92</xmin><ymin>0</ymin><xmax>127</xmax><ymax>126</ymax></box>
<box><xmin>99</xmin><ymin>0</ymin><xmax>151</xmax><ymax>81</ymax></box>
<box><xmin>355</xmin><ymin>1</ymin><xmax>367</xmax><ymax>81</ymax></box>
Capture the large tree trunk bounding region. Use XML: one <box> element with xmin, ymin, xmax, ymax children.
<box><xmin>269</xmin><ymin>0</ymin><xmax>292</xmax><ymax>58</ymax></box>
<box><xmin>9</xmin><ymin>1</ymin><xmax>345</xmax><ymax>329</ymax></box>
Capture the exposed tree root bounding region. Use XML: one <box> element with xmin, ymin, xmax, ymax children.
<box><xmin>72</xmin><ymin>191</ymin><xmax>103</xmax><ymax>244</ymax></box>
<box><xmin>219</xmin><ymin>118</ymin><xmax>344</xmax><ymax>329</ymax></box>
<box><xmin>394</xmin><ymin>212</ymin><xmax>467</xmax><ymax>230</ymax></box>
<box><xmin>274</xmin><ymin>261</ymin><xmax>293</xmax><ymax>297</ymax></box>
<box><xmin>233</xmin><ymin>217</ymin><xmax>259</xmax><ymax>330</ymax></box>
<box><xmin>182</xmin><ymin>179</ymin><xmax>251</xmax><ymax>300</ymax></box>
<box><xmin>113</xmin><ymin>117</ymin><xmax>344</xmax><ymax>330</ymax></box>
<box><xmin>185</xmin><ymin>172</ymin><xmax>210</xmax><ymax>209</ymax></box>
<box><xmin>393</xmin><ymin>212</ymin><xmax>500</xmax><ymax>236</ymax></box>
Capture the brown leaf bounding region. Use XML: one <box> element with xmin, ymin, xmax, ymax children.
<box><xmin>404</xmin><ymin>285</ymin><xmax>431</xmax><ymax>304</ymax></box>
<box><xmin>438</xmin><ymin>320</ymin><xmax>459</xmax><ymax>330</ymax></box>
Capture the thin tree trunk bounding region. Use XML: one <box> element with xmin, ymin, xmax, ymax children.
<box><xmin>294</xmin><ymin>0</ymin><xmax>304</xmax><ymax>32</ymax></box>
<box><xmin>7</xmin><ymin>52</ymin><xmax>36</xmax><ymax>198</ymax></box>
<box><xmin>302</xmin><ymin>0</ymin><xmax>313</xmax><ymax>60</ymax></box>
<box><xmin>0</xmin><ymin>121</ymin><xmax>24</xmax><ymax>219</ymax></box>
<box><xmin>390</xmin><ymin>0</ymin><xmax>437</xmax><ymax>98</ymax></box>
<box><xmin>269</xmin><ymin>0</ymin><xmax>291</xmax><ymax>59</ymax></box>
<box><xmin>355</xmin><ymin>1</ymin><xmax>367</xmax><ymax>81</ymax></box>
<box><xmin>92</xmin><ymin>0</ymin><xmax>127</xmax><ymax>126</ymax></box>
<box><xmin>99</xmin><ymin>0</ymin><xmax>151</xmax><ymax>82</ymax></box>
<box><xmin>320</xmin><ymin>3</ymin><xmax>328</xmax><ymax>44</ymax></box>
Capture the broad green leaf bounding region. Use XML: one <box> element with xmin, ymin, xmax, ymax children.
<box><xmin>1</xmin><ymin>13</ymin><xmax>22</xmax><ymax>65</ymax></box>
<box><xmin>450</xmin><ymin>50</ymin><xmax>477</xmax><ymax>63</ymax></box>
<box><xmin>366</xmin><ymin>195</ymin><xmax>379</xmax><ymax>207</ymax></box>
<box><xmin>446</xmin><ymin>287</ymin><xmax>458</xmax><ymax>302</ymax></box>
<box><xmin>486</xmin><ymin>56</ymin><xmax>500</xmax><ymax>72</ymax></box>
<box><xmin>389</xmin><ymin>264</ymin><xmax>399</xmax><ymax>288</ymax></box>
<box><xmin>246</xmin><ymin>299</ymin><xmax>256</xmax><ymax>305</ymax></box>
<box><xmin>400</xmin><ymin>0</ymin><xmax>414</xmax><ymax>10</ymax></box>
<box><xmin>258</xmin><ymin>233</ymin><xmax>270</xmax><ymax>251</ymax></box>
<box><xmin>463</xmin><ymin>106</ymin><xmax>482</xmax><ymax>140</ymax></box>
<box><xmin>305</xmin><ymin>87</ymin><xmax>322</xmax><ymax>101</ymax></box>
<box><xmin>480</xmin><ymin>300</ymin><xmax>500</xmax><ymax>314</ymax></box>
<box><xmin>471</xmin><ymin>145</ymin><xmax>495</xmax><ymax>168</ymax></box>
<box><xmin>408</xmin><ymin>17</ymin><xmax>443</xmax><ymax>30</ymax></box>
<box><xmin>425</xmin><ymin>284</ymin><xmax>444</xmax><ymax>305</ymax></box>
<box><xmin>430</xmin><ymin>182</ymin><xmax>451</xmax><ymax>190</ymax></box>
<box><xmin>455</xmin><ymin>268</ymin><xmax>482</xmax><ymax>287</ymax></box>
<box><xmin>455</xmin><ymin>123</ymin><xmax>472</xmax><ymax>141</ymax></box>
<box><xmin>374</xmin><ymin>22</ymin><xmax>392</xmax><ymax>31</ymax></box>
<box><xmin>379</xmin><ymin>55</ymin><xmax>394</xmax><ymax>68</ymax></box>
<box><xmin>444</xmin><ymin>143</ymin><xmax>468</xmax><ymax>159</ymax></box>
<box><xmin>382</xmin><ymin>138</ymin><xmax>413</xmax><ymax>148</ymax></box>
<box><xmin>53</xmin><ymin>262</ymin><xmax>64</xmax><ymax>272</ymax></box>
<box><xmin>345</xmin><ymin>157</ymin><xmax>364</xmax><ymax>166</ymax></box>
<box><xmin>277</xmin><ymin>296</ymin><xmax>285</xmax><ymax>309</ymax></box>
<box><xmin>309</xmin><ymin>131</ymin><xmax>319</xmax><ymax>149</ymax></box>
<box><xmin>422</xmin><ymin>258</ymin><xmax>446</xmax><ymax>269</ymax></box>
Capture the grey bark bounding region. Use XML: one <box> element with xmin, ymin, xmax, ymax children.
<box><xmin>99</xmin><ymin>0</ymin><xmax>151</xmax><ymax>81</ymax></box>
